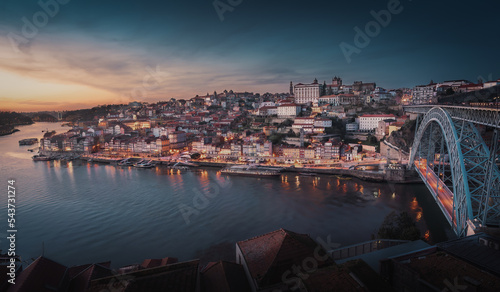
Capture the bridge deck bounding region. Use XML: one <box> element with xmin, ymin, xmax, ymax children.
<box><xmin>415</xmin><ymin>160</ymin><xmax>456</xmax><ymax>227</ymax></box>
<box><xmin>404</xmin><ymin>105</ymin><xmax>500</xmax><ymax>128</ymax></box>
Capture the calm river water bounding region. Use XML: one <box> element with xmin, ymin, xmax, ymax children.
<box><xmin>0</xmin><ymin>123</ymin><xmax>453</xmax><ymax>268</ymax></box>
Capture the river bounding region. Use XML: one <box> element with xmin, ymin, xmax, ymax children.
<box><xmin>0</xmin><ymin>122</ymin><xmax>453</xmax><ymax>268</ymax></box>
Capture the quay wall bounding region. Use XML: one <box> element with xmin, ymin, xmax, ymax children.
<box><xmin>196</xmin><ymin>161</ymin><xmax>421</xmax><ymax>183</ymax></box>
<box><xmin>73</xmin><ymin>157</ymin><xmax>421</xmax><ymax>183</ymax></box>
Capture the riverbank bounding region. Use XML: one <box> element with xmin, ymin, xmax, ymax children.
<box><xmin>2</xmin><ymin>122</ymin><xmax>451</xmax><ymax>268</ymax></box>
<box><xmin>0</xmin><ymin>125</ymin><xmax>20</xmax><ymax>136</ymax></box>
<box><xmin>68</xmin><ymin>154</ymin><xmax>422</xmax><ymax>183</ymax></box>
<box><xmin>196</xmin><ymin>161</ymin><xmax>422</xmax><ymax>183</ymax></box>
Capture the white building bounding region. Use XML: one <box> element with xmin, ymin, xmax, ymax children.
<box><xmin>152</xmin><ymin>127</ymin><xmax>168</xmax><ymax>138</ymax></box>
<box><xmin>277</xmin><ymin>103</ymin><xmax>301</xmax><ymax>117</ymax></box>
<box><xmin>411</xmin><ymin>82</ymin><xmax>437</xmax><ymax>104</ymax></box>
<box><xmin>436</xmin><ymin>80</ymin><xmax>470</xmax><ymax>92</ymax></box>
<box><xmin>294</xmin><ymin>79</ymin><xmax>322</xmax><ymax>104</ymax></box>
<box><xmin>359</xmin><ymin>114</ymin><xmax>396</xmax><ymax>131</ymax></box>
<box><xmin>372</xmin><ymin>87</ymin><xmax>393</xmax><ymax>101</ymax></box>
<box><xmin>257</xmin><ymin>106</ymin><xmax>278</xmax><ymax>116</ymax></box>
<box><xmin>318</xmin><ymin>95</ymin><xmax>340</xmax><ymax>106</ymax></box>
<box><xmin>292</xmin><ymin>117</ymin><xmax>314</xmax><ymax>132</ymax></box>
<box><xmin>313</xmin><ymin>118</ymin><xmax>332</xmax><ymax>128</ymax></box>
<box><xmin>483</xmin><ymin>79</ymin><xmax>500</xmax><ymax>88</ymax></box>
<box><xmin>259</xmin><ymin>101</ymin><xmax>276</xmax><ymax>108</ymax></box>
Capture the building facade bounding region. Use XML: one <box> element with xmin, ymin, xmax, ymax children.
<box><xmin>411</xmin><ymin>82</ymin><xmax>437</xmax><ymax>104</ymax></box>
<box><xmin>359</xmin><ymin>114</ymin><xmax>396</xmax><ymax>131</ymax></box>
<box><xmin>294</xmin><ymin>79</ymin><xmax>321</xmax><ymax>104</ymax></box>
<box><xmin>277</xmin><ymin>104</ymin><xmax>301</xmax><ymax>117</ymax></box>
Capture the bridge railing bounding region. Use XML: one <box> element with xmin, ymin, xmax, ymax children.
<box><xmin>404</xmin><ymin>105</ymin><xmax>500</xmax><ymax>128</ymax></box>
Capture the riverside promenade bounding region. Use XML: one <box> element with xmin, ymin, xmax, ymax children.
<box><xmin>76</xmin><ymin>154</ymin><xmax>421</xmax><ymax>183</ymax></box>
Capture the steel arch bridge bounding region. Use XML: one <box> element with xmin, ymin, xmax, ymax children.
<box><xmin>405</xmin><ymin>106</ymin><xmax>500</xmax><ymax>237</ymax></box>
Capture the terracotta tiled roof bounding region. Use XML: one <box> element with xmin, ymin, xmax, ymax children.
<box><xmin>88</xmin><ymin>260</ymin><xmax>200</xmax><ymax>292</ymax></box>
<box><xmin>279</xmin><ymin>103</ymin><xmax>300</xmax><ymax>107</ymax></box>
<box><xmin>360</xmin><ymin>114</ymin><xmax>396</xmax><ymax>118</ymax></box>
<box><xmin>405</xmin><ymin>252</ymin><xmax>500</xmax><ymax>291</ymax></box>
<box><xmin>201</xmin><ymin>261</ymin><xmax>251</xmax><ymax>292</ymax></box>
<box><xmin>140</xmin><ymin>257</ymin><xmax>178</xmax><ymax>269</ymax></box>
<box><xmin>66</xmin><ymin>263</ymin><xmax>112</xmax><ymax>292</ymax></box>
<box><xmin>302</xmin><ymin>266</ymin><xmax>368</xmax><ymax>292</ymax></box>
<box><xmin>237</xmin><ymin>229</ymin><xmax>334</xmax><ymax>287</ymax></box>
<box><xmin>259</xmin><ymin>106</ymin><xmax>278</xmax><ymax>110</ymax></box>
<box><xmin>9</xmin><ymin>256</ymin><xmax>67</xmax><ymax>292</ymax></box>
<box><xmin>437</xmin><ymin>233</ymin><xmax>500</xmax><ymax>276</ymax></box>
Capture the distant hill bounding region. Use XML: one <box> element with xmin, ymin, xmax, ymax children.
<box><xmin>31</xmin><ymin>113</ymin><xmax>58</xmax><ymax>122</ymax></box>
<box><xmin>0</xmin><ymin>111</ymin><xmax>33</xmax><ymax>136</ymax></box>
<box><xmin>0</xmin><ymin>111</ymin><xmax>33</xmax><ymax>126</ymax></box>
<box><xmin>62</xmin><ymin>104</ymin><xmax>123</xmax><ymax>122</ymax></box>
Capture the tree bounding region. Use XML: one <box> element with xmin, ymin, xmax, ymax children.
<box><xmin>269</xmin><ymin>134</ymin><xmax>284</xmax><ymax>145</ymax></box>
<box><xmin>367</xmin><ymin>134</ymin><xmax>378</xmax><ymax>145</ymax></box>
<box><xmin>287</xmin><ymin>129</ymin><xmax>297</xmax><ymax>137</ymax></box>
<box><xmin>377</xmin><ymin>211</ymin><xmax>421</xmax><ymax>241</ymax></box>
<box><xmin>279</xmin><ymin>119</ymin><xmax>293</xmax><ymax>128</ymax></box>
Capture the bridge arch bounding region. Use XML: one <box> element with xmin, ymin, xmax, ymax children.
<box><xmin>410</xmin><ymin>107</ymin><xmax>473</xmax><ymax>236</ymax></box>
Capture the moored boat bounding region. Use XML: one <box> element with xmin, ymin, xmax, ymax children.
<box><xmin>134</xmin><ymin>160</ymin><xmax>155</xmax><ymax>168</ymax></box>
<box><xmin>221</xmin><ymin>165</ymin><xmax>281</xmax><ymax>177</ymax></box>
<box><xmin>118</xmin><ymin>158</ymin><xmax>133</xmax><ymax>166</ymax></box>
<box><xmin>32</xmin><ymin>155</ymin><xmax>53</xmax><ymax>161</ymax></box>
<box><xmin>19</xmin><ymin>138</ymin><xmax>38</xmax><ymax>145</ymax></box>
<box><xmin>299</xmin><ymin>172</ymin><xmax>317</xmax><ymax>176</ymax></box>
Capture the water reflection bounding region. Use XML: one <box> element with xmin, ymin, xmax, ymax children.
<box><xmin>0</xmin><ymin>123</ymin><xmax>452</xmax><ymax>268</ymax></box>
<box><xmin>424</xmin><ymin>230</ymin><xmax>430</xmax><ymax>241</ymax></box>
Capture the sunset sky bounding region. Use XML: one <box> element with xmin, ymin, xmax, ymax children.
<box><xmin>1</xmin><ymin>0</ymin><xmax>499</xmax><ymax>111</ymax></box>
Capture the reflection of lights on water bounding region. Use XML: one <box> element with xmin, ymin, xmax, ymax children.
<box><xmin>416</xmin><ymin>212</ymin><xmax>422</xmax><ymax>222</ymax></box>
<box><xmin>281</xmin><ymin>176</ymin><xmax>288</xmax><ymax>186</ymax></box>
<box><xmin>392</xmin><ymin>192</ymin><xmax>396</xmax><ymax>199</ymax></box>
<box><xmin>410</xmin><ymin>197</ymin><xmax>418</xmax><ymax>211</ymax></box>
<box><xmin>359</xmin><ymin>185</ymin><xmax>364</xmax><ymax>194</ymax></box>
<box><xmin>424</xmin><ymin>230</ymin><xmax>430</xmax><ymax>241</ymax></box>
